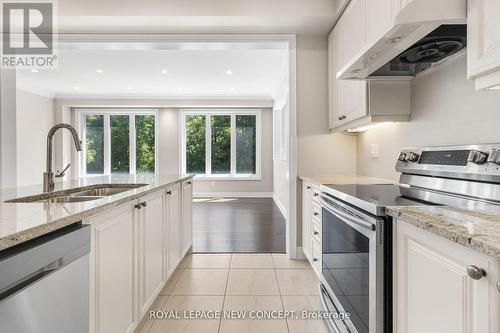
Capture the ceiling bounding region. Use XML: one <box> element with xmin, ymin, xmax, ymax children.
<box><xmin>16</xmin><ymin>48</ymin><xmax>288</xmax><ymax>99</ymax></box>
<box><xmin>55</xmin><ymin>0</ymin><xmax>341</xmax><ymax>35</ymax></box>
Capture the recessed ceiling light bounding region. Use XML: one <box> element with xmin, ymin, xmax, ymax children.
<box><xmin>96</xmin><ymin>69</ymin><xmax>103</xmax><ymax>74</ymax></box>
<box><xmin>177</xmin><ymin>88</ymin><xmax>183</xmax><ymax>91</ymax></box>
<box><xmin>226</xmin><ymin>70</ymin><xmax>233</xmax><ymax>74</ymax></box>
<box><xmin>229</xmin><ymin>87</ymin><xmax>236</xmax><ymax>91</ymax></box>
<box><xmin>127</xmin><ymin>87</ymin><xmax>132</xmax><ymax>91</ymax></box>
<box><xmin>73</xmin><ymin>86</ymin><xmax>80</xmax><ymax>90</ymax></box>
<box><xmin>161</xmin><ymin>69</ymin><xmax>168</xmax><ymax>74</ymax></box>
<box><xmin>31</xmin><ymin>69</ymin><xmax>38</xmax><ymax>73</ymax></box>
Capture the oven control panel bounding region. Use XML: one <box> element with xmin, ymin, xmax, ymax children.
<box><xmin>395</xmin><ymin>144</ymin><xmax>500</xmax><ymax>182</ymax></box>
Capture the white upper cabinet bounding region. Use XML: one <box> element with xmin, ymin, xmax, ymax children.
<box><xmin>467</xmin><ymin>0</ymin><xmax>500</xmax><ymax>90</ymax></box>
<box><xmin>366</xmin><ymin>0</ymin><xmax>393</xmax><ymax>46</ymax></box>
<box><xmin>340</xmin><ymin>0</ymin><xmax>366</xmax><ymax>72</ymax></box>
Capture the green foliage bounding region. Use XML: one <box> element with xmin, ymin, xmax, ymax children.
<box><xmin>211</xmin><ymin>115</ymin><xmax>231</xmax><ymax>174</ymax></box>
<box><xmin>136</xmin><ymin>115</ymin><xmax>155</xmax><ymax>173</ymax></box>
<box><xmin>110</xmin><ymin>115</ymin><xmax>130</xmax><ymax>173</ymax></box>
<box><xmin>236</xmin><ymin>115</ymin><xmax>256</xmax><ymax>174</ymax></box>
<box><xmin>185</xmin><ymin>115</ymin><xmax>206</xmax><ymax>174</ymax></box>
<box><xmin>86</xmin><ymin>115</ymin><xmax>104</xmax><ymax>174</ymax></box>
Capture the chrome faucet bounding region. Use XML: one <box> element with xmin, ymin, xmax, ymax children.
<box><xmin>43</xmin><ymin>123</ymin><xmax>83</xmax><ymax>192</ymax></box>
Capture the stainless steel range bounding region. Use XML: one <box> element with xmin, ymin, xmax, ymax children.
<box><xmin>319</xmin><ymin>144</ymin><xmax>500</xmax><ymax>333</ymax></box>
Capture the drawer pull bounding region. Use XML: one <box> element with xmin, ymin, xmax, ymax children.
<box><xmin>135</xmin><ymin>203</ymin><xmax>142</xmax><ymax>210</ymax></box>
<box><xmin>497</xmin><ymin>281</ymin><xmax>500</xmax><ymax>293</ymax></box>
<box><xmin>306</xmin><ymin>185</ymin><xmax>311</xmax><ymax>190</ymax></box>
<box><xmin>187</xmin><ymin>181</ymin><xmax>192</xmax><ymax>185</ymax></box>
<box><xmin>467</xmin><ymin>265</ymin><xmax>487</xmax><ymax>280</ymax></box>
<box><xmin>167</xmin><ymin>191</ymin><xmax>172</xmax><ymax>195</ymax></box>
<box><xmin>313</xmin><ymin>212</ymin><xmax>319</xmax><ymax>216</ymax></box>
<box><xmin>313</xmin><ymin>258</ymin><xmax>318</xmax><ymax>262</ymax></box>
<box><xmin>141</xmin><ymin>201</ymin><xmax>147</xmax><ymax>207</ymax></box>
<box><xmin>313</xmin><ymin>231</ymin><xmax>319</xmax><ymax>235</ymax></box>
<box><xmin>313</xmin><ymin>193</ymin><xmax>319</xmax><ymax>197</ymax></box>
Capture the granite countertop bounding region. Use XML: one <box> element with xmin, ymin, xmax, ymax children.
<box><xmin>0</xmin><ymin>173</ymin><xmax>193</xmax><ymax>251</ymax></box>
<box><xmin>387</xmin><ymin>206</ymin><xmax>500</xmax><ymax>260</ymax></box>
<box><xmin>299</xmin><ymin>175</ymin><xmax>395</xmax><ymax>186</ymax></box>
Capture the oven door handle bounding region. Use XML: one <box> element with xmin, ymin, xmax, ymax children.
<box><xmin>321</xmin><ymin>198</ymin><xmax>376</xmax><ymax>232</ymax></box>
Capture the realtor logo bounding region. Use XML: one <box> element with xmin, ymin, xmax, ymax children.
<box><xmin>1</xmin><ymin>1</ymin><xmax>57</xmax><ymax>68</ymax></box>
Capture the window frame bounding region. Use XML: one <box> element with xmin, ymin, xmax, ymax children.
<box><xmin>75</xmin><ymin>109</ymin><xmax>159</xmax><ymax>176</ymax></box>
<box><xmin>180</xmin><ymin>109</ymin><xmax>262</xmax><ymax>180</ymax></box>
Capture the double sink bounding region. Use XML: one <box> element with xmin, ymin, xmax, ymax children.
<box><xmin>5</xmin><ymin>184</ymin><xmax>148</xmax><ymax>204</ymax></box>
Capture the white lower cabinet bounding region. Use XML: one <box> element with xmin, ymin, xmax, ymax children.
<box><xmin>166</xmin><ymin>184</ymin><xmax>181</xmax><ymax>276</ymax></box>
<box><xmin>138</xmin><ymin>191</ymin><xmax>165</xmax><ymax>318</ymax></box>
<box><xmin>395</xmin><ymin>221</ymin><xmax>500</xmax><ymax>333</ymax></box>
<box><xmin>301</xmin><ymin>180</ymin><xmax>322</xmax><ymax>278</ymax></box>
<box><xmin>88</xmin><ymin>182</ymin><xmax>193</xmax><ymax>333</ymax></box>
<box><xmin>89</xmin><ymin>202</ymin><xmax>137</xmax><ymax>333</ymax></box>
<box><xmin>181</xmin><ymin>180</ymin><xmax>193</xmax><ymax>256</ymax></box>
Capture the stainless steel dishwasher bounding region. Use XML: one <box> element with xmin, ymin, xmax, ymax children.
<box><xmin>0</xmin><ymin>223</ymin><xmax>90</xmax><ymax>333</ymax></box>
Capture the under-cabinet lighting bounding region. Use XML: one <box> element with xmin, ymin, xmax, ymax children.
<box><xmin>345</xmin><ymin>122</ymin><xmax>394</xmax><ymax>133</ymax></box>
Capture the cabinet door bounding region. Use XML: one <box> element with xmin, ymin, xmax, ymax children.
<box><xmin>395</xmin><ymin>222</ymin><xmax>500</xmax><ymax>333</ymax></box>
<box><xmin>328</xmin><ymin>25</ymin><xmax>343</xmax><ymax>129</ymax></box>
<box><xmin>89</xmin><ymin>203</ymin><xmax>137</xmax><ymax>333</ymax></box>
<box><xmin>340</xmin><ymin>0</ymin><xmax>366</xmax><ymax>68</ymax></box>
<box><xmin>181</xmin><ymin>180</ymin><xmax>193</xmax><ymax>256</ymax></box>
<box><xmin>138</xmin><ymin>191</ymin><xmax>165</xmax><ymax>317</ymax></box>
<box><xmin>468</xmin><ymin>0</ymin><xmax>500</xmax><ymax>85</ymax></box>
<box><xmin>340</xmin><ymin>80</ymin><xmax>368</xmax><ymax>124</ymax></box>
<box><xmin>166</xmin><ymin>184</ymin><xmax>181</xmax><ymax>275</ymax></box>
<box><xmin>301</xmin><ymin>182</ymin><xmax>312</xmax><ymax>260</ymax></box>
<box><xmin>366</xmin><ymin>0</ymin><xmax>392</xmax><ymax>46</ymax></box>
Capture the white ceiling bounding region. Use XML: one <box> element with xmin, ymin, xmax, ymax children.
<box><xmin>16</xmin><ymin>48</ymin><xmax>288</xmax><ymax>99</ymax></box>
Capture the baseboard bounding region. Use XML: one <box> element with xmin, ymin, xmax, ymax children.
<box><xmin>272</xmin><ymin>193</ymin><xmax>287</xmax><ymax>218</ymax></box>
<box><xmin>193</xmin><ymin>192</ymin><xmax>273</xmax><ymax>198</ymax></box>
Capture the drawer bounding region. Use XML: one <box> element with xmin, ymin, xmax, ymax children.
<box><xmin>311</xmin><ymin>202</ymin><xmax>321</xmax><ymax>219</ymax></box>
<box><xmin>312</xmin><ymin>239</ymin><xmax>322</xmax><ymax>277</ymax></box>
<box><xmin>312</xmin><ymin>219</ymin><xmax>321</xmax><ymax>244</ymax></box>
<box><xmin>312</xmin><ymin>186</ymin><xmax>321</xmax><ymax>204</ymax></box>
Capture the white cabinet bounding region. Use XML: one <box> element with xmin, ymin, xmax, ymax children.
<box><xmin>395</xmin><ymin>221</ymin><xmax>500</xmax><ymax>333</ymax></box>
<box><xmin>301</xmin><ymin>180</ymin><xmax>322</xmax><ymax>278</ymax></box>
<box><xmin>301</xmin><ymin>181</ymin><xmax>313</xmax><ymax>261</ymax></box>
<box><xmin>88</xmin><ymin>181</ymin><xmax>193</xmax><ymax>333</ymax></box>
<box><xmin>137</xmin><ymin>191</ymin><xmax>165</xmax><ymax>317</ymax></box>
<box><xmin>89</xmin><ymin>202</ymin><xmax>137</xmax><ymax>333</ymax></box>
<box><xmin>328</xmin><ymin>6</ymin><xmax>411</xmax><ymax>132</ymax></box>
<box><xmin>467</xmin><ymin>0</ymin><xmax>500</xmax><ymax>90</ymax></box>
<box><xmin>181</xmin><ymin>180</ymin><xmax>193</xmax><ymax>256</ymax></box>
<box><xmin>166</xmin><ymin>183</ymin><xmax>181</xmax><ymax>276</ymax></box>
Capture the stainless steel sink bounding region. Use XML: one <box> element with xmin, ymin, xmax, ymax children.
<box><xmin>5</xmin><ymin>183</ymin><xmax>148</xmax><ymax>203</ymax></box>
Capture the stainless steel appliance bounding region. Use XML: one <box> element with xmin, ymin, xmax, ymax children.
<box><xmin>319</xmin><ymin>144</ymin><xmax>500</xmax><ymax>333</ymax></box>
<box><xmin>0</xmin><ymin>223</ymin><xmax>90</xmax><ymax>333</ymax></box>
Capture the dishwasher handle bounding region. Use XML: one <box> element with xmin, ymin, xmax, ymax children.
<box><xmin>0</xmin><ymin>223</ymin><xmax>90</xmax><ymax>302</ymax></box>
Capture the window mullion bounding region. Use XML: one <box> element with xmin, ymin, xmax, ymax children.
<box><xmin>230</xmin><ymin>114</ymin><xmax>236</xmax><ymax>175</ymax></box>
<box><xmin>206</xmin><ymin>114</ymin><xmax>212</xmax><ymax>176</ymax></box>
<box><xmin>129</xmin><ymin>115</ymin><xmax>136</xmax><ymax>174</ymax></box>
<box><xmin>81</xmin><ymin>114</ymin><xmax>87</xmax><ymax>176</ymax></box>
<box><xmin>103</xmin><ymin>114</ymin><xmax>111</xmax><ymax>175</ymax></box>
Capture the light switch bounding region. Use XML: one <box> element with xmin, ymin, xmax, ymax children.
<box><xmin>370</xmin><ymin>144</ymin><xmax>380</xmax><ymax>158</ymax></box>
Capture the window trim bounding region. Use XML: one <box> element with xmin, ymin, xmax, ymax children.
<box><xmin>180</xmin><ymin>109</ymin><xmax>262</xmax><ymax>181</ymax></box>
<box><xmin>75</xmin><ymin>109</ymin><xmax>159</xmax><ymax>176</ymax></box>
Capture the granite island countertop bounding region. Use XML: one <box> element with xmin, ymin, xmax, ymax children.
<box><xmin>387</xmin><ymin>206</ymin><xmax>500</xmax><ymax>260</ymax></box>
<box><xmin>0</xmin><ymin>173</ymin><xmax>193</xmax><ymax>251</ymax></box>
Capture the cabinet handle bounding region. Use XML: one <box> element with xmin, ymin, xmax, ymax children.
<box><xmin>135</xmin><ymin>203</ymin><xmax>142</xmax><ymax>210</ymax></box>
<box><xmin>466</xmin><ymin>265</ymin><xmax>487</xmax><ymax>280</ymax></box>
<box><xmin>141</xmin><ymin>201</ymin><xmax>147</xmax><ymax>207</ymax></box>
<box><xmin>313</xmin><ymin>258</ymin><xmax>318</xmax><ymax>262</ymax></box>
<box><xmin>496</xmin><ymin>281</ymin><xmax>500</xmax><ymax>293</ymax></box>
<box><xmin>306</xmin><ymin>186</ymin><xmax>311</xmax><ymax>190</ymax></box>
<box><xmin>313</xmin><ymin>193</ymin><xmax>319</xmax><ymax>197</ymax></box>
<box><xmin>314</xmin><ymin>231</ymin><xmax>319</xmax><ymax>235</ymax></box>
<box><xmin>167</xmin><ymin>191</ymin><xmax>172</xmax><ymax>195</ymax></box>
<box><xmin>338</xmin><ymin>115</ymin><xmax>346</xmax><ymax>120</ymax></box>
<box><xmin>187</xmin><ymin>181</ymin><xmax>192</xmax><ymax>185</ymax></box>
<box><xmin>313</xmin><ymin>212</ymin><xmax>319</xmax><ymax>216</ymax></box>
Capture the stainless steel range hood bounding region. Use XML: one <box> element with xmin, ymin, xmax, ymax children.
<box><xmin>337</xmin><ymin>0</ymin><xmax>467</xmax><ymax>80</ymax></box>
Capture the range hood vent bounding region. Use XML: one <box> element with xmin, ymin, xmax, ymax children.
<box><xmin>371</xmin><ymin>25</ymin><xmax>466</xmax><ymax>77</ymax></box>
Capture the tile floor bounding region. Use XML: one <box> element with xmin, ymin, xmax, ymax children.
<box><xmin>135</xmin><ymin>253</ymin><xmax>330</xmax><ymax>333</ymax></box>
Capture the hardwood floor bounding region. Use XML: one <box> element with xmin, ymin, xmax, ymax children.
<box><xmin>192</xmin><ymin>198</ymin><xmax>286</xmax><ymax>253</ymax></box>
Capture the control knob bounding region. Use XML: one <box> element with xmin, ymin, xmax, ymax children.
<box><xmin>405</xmin><ymin>152</ymin><xmax>419</xmax><ymax>162</ymax></box>
<box><xmin>487</xmin><ymin>148</ymin><xmax>500</xmax><ymax>165</ymax></box>
<box><xmin>468</xmin><ymin>150</ymin><xmax>488</xmax><ymax>164</ymax></box>
<box><xmin>398</xmin><ymin>152</ymin><xmax>407</xmax><ymax>161</ymax></box>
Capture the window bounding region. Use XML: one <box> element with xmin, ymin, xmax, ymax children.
<box><xmin>181</xmin><ymin>110</ymin><xmax>261</xmax><ymax>179</ymax></box>
<box><xmin>77</xmin><ymin>110</ymin><xmax>157</xmax><ymax>175</ymax></box>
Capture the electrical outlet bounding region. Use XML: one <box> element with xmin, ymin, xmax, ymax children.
<box><xmin>370</xmin><ymin>144</ymin><xmax>380</xmax><ymax>158</ymax></box>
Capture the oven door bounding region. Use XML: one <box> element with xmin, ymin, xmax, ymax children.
<box><xmin>320</xmin><ymin>195</ymin><xmax>385</xmax><ymax>333</ymax></box>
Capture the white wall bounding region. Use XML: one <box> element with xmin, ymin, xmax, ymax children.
<box><xmin>1</xmin><ymin>71</ymin><xmax>18</xmax><ymax>188</ymax></box>
<box><xmin>296</xmin><ymin>36</ymin><xmax>356</xmax><ymax>177</ymax></box>
<box><xmin>356</xmin><ymin>56</ymin><xmax>500</xmax><ymax>180</ymax></box>
<box><xmin>16</xmin><ymin>89</ymin><xmax>56</xmax><ymax>186</ymax></box>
